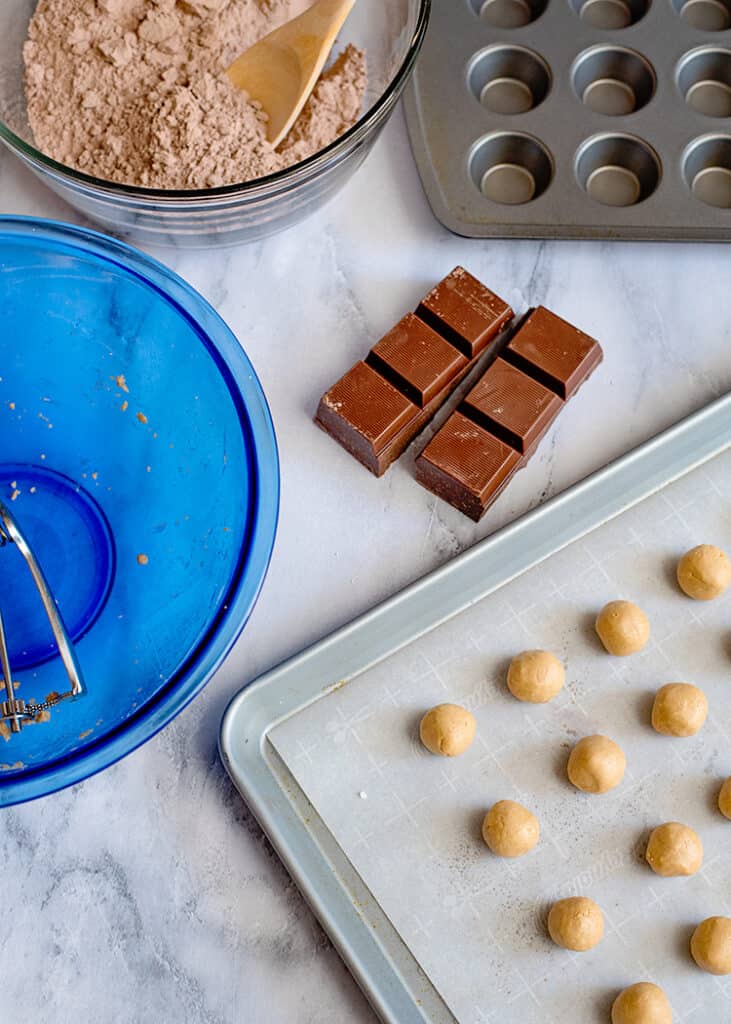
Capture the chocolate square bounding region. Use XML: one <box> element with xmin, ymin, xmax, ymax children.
<box><xmin>415</xmin><ymin>267</ymin><xmax>513</xmax><ymax>359</ymax></box>
<box><xmin>503</xmin><ymin>306</ymin><xmax>602</xmax><ymax>399</ymax></box>
<box><xmin>415</xmin><ymin>412</ymin><xmax>521</xmax><ymax>522</ymax></box>
<box><xmin>366</xmin><ymin>313</ymin><xmax>468</xmax><ymax>408</ymax></box>
<box><xmin>463</xmin><ymin>357</ymin><xmax>563</xmax><ymax>454</ymax></box>
<box><xmin>316</xmin><ymin>362</ymin><xmax>418</xmax><ymax>473</ymax></box>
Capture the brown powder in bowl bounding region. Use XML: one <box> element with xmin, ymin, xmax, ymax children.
<box><xmin>23</xmin><ymin>0</ymin><xmax>367</xmax><ymax>190</ymax></box>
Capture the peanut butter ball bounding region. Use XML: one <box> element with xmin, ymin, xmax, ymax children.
<box><xmin>548</xmin><ymin>896</ymin><xmax>604</xmax><ymax>952</ymax></box>
<box><xmin>611</xmin><ymin>982</ymin><xmax>672</xmax><ymax>1024</ymax></box>
<box><xmin>719</xmin><ymin>777</ymin><xmax>731</xmax><ymax>820</ymax></box>
<box><xmin>506</xmin><ymin>650</ymin><xmax>565</xmax><ymax>704</ymax></box>
<box><xmin>677</xmin><ymin>544</ymin><xmax>731</xmax><ymax>600</ymax></box>
<box><xmin>691</xmin><ymin>916</ymin><xmax>731</xmax><ymax>975</ymax></box>
<box><xmin>567</xmin><ymin>734</ymin><xmax>626</xmax><ymax>794</ymax></box>
<box><xmin>651</xmin><ymin>683</ymin><xmax>707</xmax><ymax>738</ymax></box>
<box><xmin>419</xmin><ymin>704</ymin><xmax>475</xmax><ymax>757</ymax></box>
<box><xmin>595</xmin><ymin>600</ymin><xmax>650</xmax><ymax>656</ymax></box>
<box><xmin>645</xmin><ymin>822</ymin><xmax>703</xmax><ymax>877</ymax></box>
<box><xmin>482</xmin><ymin>800</ymin><xmax>539</xmax><ymax>858</ymax></box>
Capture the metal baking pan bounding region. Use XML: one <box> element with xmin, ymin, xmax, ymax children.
<box><xmin>404</xmin><ymin>0</ymin><xmax>731</xmax><ymax>240</ymax></box>
<box><xmin>220</xmin><ymin>391</ymin><xmax>731</xmax><ymax>1024</ymax></box>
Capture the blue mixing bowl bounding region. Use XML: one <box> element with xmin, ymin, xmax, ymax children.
<box><xmin>0</xmin><ymin>217</ymin><xmax>279</xmax><ymax>805</ymax></box>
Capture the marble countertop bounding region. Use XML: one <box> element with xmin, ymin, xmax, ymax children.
<box><xmin>2</xmin><ymin>107</ymin><xmax>731</xmax><ymax>1024</ymax></box>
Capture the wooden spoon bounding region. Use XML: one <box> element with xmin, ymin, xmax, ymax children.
<box><xmin>226</xmin><ymin>0</ymin><xmax>357</xmax><ymax>149</ymax></box>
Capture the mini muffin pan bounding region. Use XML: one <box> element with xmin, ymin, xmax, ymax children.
<box><xmin>404</xmin><ymin>0</ymin><xmax>731</xmax><ymax>239</ymax></box>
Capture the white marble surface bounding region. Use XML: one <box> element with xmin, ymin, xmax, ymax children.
<box><xmin>2</xmin><ymin>106</ymin><xmax>731</xmax><ymax>1024</ymax></box>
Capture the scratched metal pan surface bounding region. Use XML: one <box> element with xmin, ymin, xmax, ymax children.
<box><xmin>404</xmin><ymin>0</ymin><xmax>731</xmax><ymax>240</ymax></box>
<box><xmin>220</xmin><ymin>392</ymin><xmax>731</xmax><ymax>1024</ymax></box>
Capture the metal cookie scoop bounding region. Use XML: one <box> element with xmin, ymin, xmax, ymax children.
<box><xmin>0</xmin><ymin>498</ymin><xmax>85</xmax><ymax>733</ymax></box>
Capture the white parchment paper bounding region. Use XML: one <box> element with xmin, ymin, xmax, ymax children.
<box><xmin>271</xmin><ymin>451</ymin><xmax>731</xmax><ymax>1024</ymax></box>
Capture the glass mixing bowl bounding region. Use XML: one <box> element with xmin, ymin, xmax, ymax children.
<box><xmin>0</xmin><ymin>0</ymin><xmax>430</xmax><ymax>248</ymax></box>
<box><xmin>0</xmin><ymin>216</ymin><xmax>279</xmax><ymax>805</ymax></box>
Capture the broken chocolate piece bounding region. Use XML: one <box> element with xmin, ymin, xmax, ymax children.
<box><xmin>315</xmin><ymin>270</ymin><xmax>513</xmax><ymax>476</ymax></box>
<box><xmin>416</xmin><ymin>307</ymin><xmax>602</xmax><ymax>520</ymax></box>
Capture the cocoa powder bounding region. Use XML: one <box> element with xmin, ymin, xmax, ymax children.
<box><xmin>23</xmin><ymin>0</ymin><xmax>367</xmax><ymax>189</ymax></box>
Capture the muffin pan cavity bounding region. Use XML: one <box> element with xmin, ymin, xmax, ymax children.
<box><xmin>570</xmin><ymin>0</ymin><xmax>650</xmax><ymax>29</ymax></box>
<box><xmin>572</xmin><ymin>47</ymin><xmax>656</xmax><ymax>115</ymax></box>
<box><xmin>683</xmin><ymin>135</ymin><xmax>731</xmax><ymax>207</ymax></box>
<box><xmin>671</xmin><ymin>0</ymin><xmax>731</xmax><ymax>31</ymax></box>
<box><xmin>469</xmin><ymin>0</ymin><xmax>548</xmax><ymax>28</ymax></box>
<box><xmin>406</xmin><ymin>0</ymin><xmax>731</xmax><ymax>238</ymax></box>
<box><xmin>470</xmin><ymin>132</ymin><xmax>554</xmax><ymax>202</ymax></box>
<box><xmin>576</xmin><ymin>134</ymin><xmax>661</xmax><ymax>205</ymax></box>
<box><xmin>677</xmin><ymin>48</ymin><xmax>731</xmax><ymax>118</ymax></box>
<box><xmin>470</xmin><ymin>46</ymin><xmax>551</xmax><ymax>114</ymax></box>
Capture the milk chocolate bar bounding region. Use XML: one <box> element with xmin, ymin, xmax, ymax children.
<box><xmin>315</xmin><ymin>269</ymin><xmax>513</xmax><ymax>476</ymax></box>
<box><xmin>415</xmin><ymin>307</ymin><xmax>602</xmax><ymax>521</ymax></box>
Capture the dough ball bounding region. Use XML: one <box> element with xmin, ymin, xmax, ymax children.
<box><xmin>645</xmin><ymin>822</ymin><xmax>703</xmax><ymax>877</ymax></box>
<box><xmin>507</xmin><ymin>650</ymin><xmax>565</xmax><ymax>704</ymax></box>
<box><xmin>651</xmin><ymin>683</ymin><xmax>708</xmax><ymax>738</ymax></box>
<box><xmin>719</xmin><ymin>778</ymin><xmax>731</xmax><ymax>820</ymax></box>
<box><xmin>677</xmin><ymin>544</ymin><xmax>731</xmax><ymax>601</ymax></box>
<box><xmin>567</xmin><ymin>734</ymin><xmax>626</xmax><ymax>794</ymax></box>
<box><xmin>419</xmin><ymin>703</ymin><xmax>475</xmax><ymax>757</ymax></box>
<box><xmin>690</xmin><ymin>916</ymin><xmax>731</xmax><ymax>975</ymax></box>
<box><xmin>611</xmin><ymin>982</ymin><xmax>672</xmax><ymax>1024</ymax></box>
<box><xmin>595</xmin><ymin>600</ymin><xmax>650</xmax><ymax>656</ymax></box>
<box><xmin>547</xmin><ymin>896</ymin><xmax>604</xmax><ymax>952</ymax></box>
<box><xmin>482</xmin><ymin>800</ymin><xmax>539</xmax><ymax>858</ymax></box>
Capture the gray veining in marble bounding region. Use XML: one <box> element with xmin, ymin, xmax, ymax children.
<box><xmin>1</xmin><ymin>104</ymin><xmax>730</xmax><ymax>1024</ymax></box>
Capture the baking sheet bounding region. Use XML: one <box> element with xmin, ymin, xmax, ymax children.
<box><xmin>221</xmin><ymin>394</ymin><xmax>731</xmax><ymax>1024</ymax></box>
<box><xmin>269</xmin><ymin>452</ymin><xmax>731</xmax><ymax>1023</ymax></box>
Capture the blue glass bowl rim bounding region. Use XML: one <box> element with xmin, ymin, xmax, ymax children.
<box><xmin>0</xmin><ymin>215</ymin><xmax>280</xmax><ymax>806</ymax></box>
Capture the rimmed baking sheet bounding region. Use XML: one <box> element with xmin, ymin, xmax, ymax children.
<box><xmin>221</xmin><ymin>392</ymin><xmax>731</xmax><ymax>1024</ymax></box>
